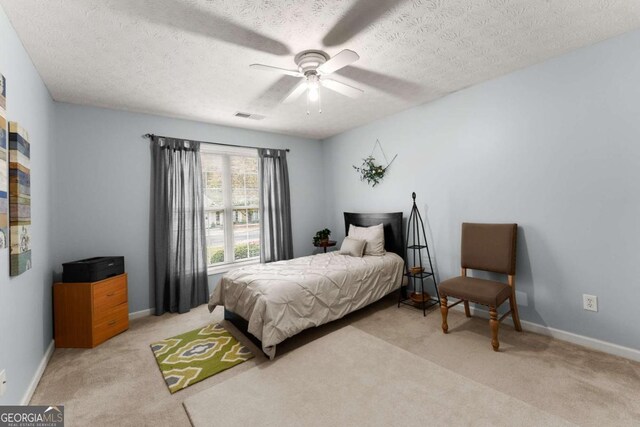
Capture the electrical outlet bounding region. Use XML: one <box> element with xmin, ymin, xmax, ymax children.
<box><xmin>0</xmin><ymin>369</ymin><xmax>6</xmax><ymax>397</ymax></box>
<box><xmin>583</xmin><ymin>294</ymin><xmax>598</xmax><ymax>312</ymax></box>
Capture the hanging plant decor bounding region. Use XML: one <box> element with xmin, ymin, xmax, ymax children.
<box><xmin>353</xmin><ymin>156</ymin><xmax>387</xmax><ymax>187</ymax></box>
<box><xmin>352</xmin><ymin>139</ymin><xmax>397</xmax><ymax>187</ymax></box>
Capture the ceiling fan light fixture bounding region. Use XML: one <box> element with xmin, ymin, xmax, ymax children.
<box><xmin>306</xmin><ymin>74</ymin><xmax>320</xmax><ymax>102</ymax></box>
<box><xmin>251</xmin><ymin>48</ymin><xmax>362</xmax><ymax>113</ymax></box>
<box><xmin>308</xmin><ymin>86</ymin><xmax>319</xmax><ymax>102</ymax></box>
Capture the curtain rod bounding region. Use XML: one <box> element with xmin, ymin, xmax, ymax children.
<box><xmin>143</xmin><ymin>133</ymin><xmax>290</xmax><ymax>152</ymax></box>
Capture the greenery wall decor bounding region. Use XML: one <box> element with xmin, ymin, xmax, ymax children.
<box><xmin>353</xmin><ymin>156</ymin><xmax>387</xmax><ymax>187</ymax></box>
<box><xmin>352</xmin><ymin>139</ymin><xmax>397</xmax><ymax>187</ymax></box>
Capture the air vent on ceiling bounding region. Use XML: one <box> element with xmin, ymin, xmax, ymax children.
<box><xmin>234</xmin><ymin>112</ymin><xmax>265</xmax><ymax>120</ymax></box>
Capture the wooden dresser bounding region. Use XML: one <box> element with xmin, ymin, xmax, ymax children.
<box><xmin>53</xmin><ymin>273</ymin><xmax>129</xmax><ymax>348</ymax></box>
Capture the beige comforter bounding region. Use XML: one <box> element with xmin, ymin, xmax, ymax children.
<box><xmin>209</xmin><ymin>251</ymin><xmax>404</xmax><ymax>358</ymax></box>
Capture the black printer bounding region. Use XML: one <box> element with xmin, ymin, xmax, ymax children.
<box><xmin>62</xmin><ymin>256</ymin><xmax>125</xmax><ymax>283</ymax></box>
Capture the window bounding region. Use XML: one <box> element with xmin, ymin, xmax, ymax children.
<box><xmin>201</xmin><ymin>146</ymin><xmax>259</xmax><ymax>270</ymax></box>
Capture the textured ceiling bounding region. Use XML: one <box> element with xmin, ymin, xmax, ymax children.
<box><xmin>1</xmin><ymin>0</ymin><xmax>640</xmax><ymax>139</ymax></box>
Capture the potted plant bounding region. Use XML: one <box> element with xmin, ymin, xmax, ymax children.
<box><xmin>313</xmin><ymin>228</ymin><xmax>331</xmax><ymax>245</ymax></box>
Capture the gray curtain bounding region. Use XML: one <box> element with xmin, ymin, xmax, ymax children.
<box><xmin>258</xmin><ymin>148</ymin><xmax>293</xmax><ymax>263</ymax></box>
<box><xmin>151</xmin><ymin>136</ymin><xmax>209</xmax><ymax>315</ymax></box>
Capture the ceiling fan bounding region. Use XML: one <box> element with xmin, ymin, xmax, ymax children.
<box><xmin>250</xmin><ymin>49</ymin><xmax>364</xmax><ymax>113</ymax></box>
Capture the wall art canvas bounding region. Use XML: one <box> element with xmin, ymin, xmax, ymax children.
<box><xmin>0</xmin><ymin>73</ymin><xmax>5</xmax><ymax>110</ymax></box>
<box><xmin>9</xmin><ymin>121</ymin><xmax>31</xmax><ymax>275</ymax></box>
<box><xmin>0</xmin><ymin>73</ymin><xmax>8</xmax><ymax>249</ymax></box>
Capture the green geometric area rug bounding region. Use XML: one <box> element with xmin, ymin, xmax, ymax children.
<box><xmin>151</xmin><ymin>323</ymin><xmax>254</xmax><ymax>394</ymax></box>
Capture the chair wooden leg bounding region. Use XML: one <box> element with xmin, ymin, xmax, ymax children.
<box><xmin>440</xmin><ymin>296</ymin><xmax>449</xmax><ymax>334</ymax></box>
<box><xmin>463</xmin><ymin>300</ymin><xmax>471</xmax><ymax>317</ymax></box>
<box><xmin>489</xmin><ymin>307</ymin><xmax>499</xmax><ymax>351</ymax></box>
<box><xmin>509</xmin><ymin>295</ymin><xmax>522</xmax><ymax>332</ymax></box>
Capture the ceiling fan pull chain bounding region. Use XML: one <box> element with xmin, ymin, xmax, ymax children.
<box><xmin>318</xmin><ymin>90</ymin><xmax>322</xmax><ymax>114</ymax></box>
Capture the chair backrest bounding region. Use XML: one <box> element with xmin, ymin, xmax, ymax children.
<box><xmin>461</xmin><ymin>223</ymin><xmax>517</xmax><ymax>275</ymax></box>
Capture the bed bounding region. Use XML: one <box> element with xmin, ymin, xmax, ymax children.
<box><xmin>208</xmin><ymin>212</ymin><xmax>405</xmax><ymax>359</ymax></box>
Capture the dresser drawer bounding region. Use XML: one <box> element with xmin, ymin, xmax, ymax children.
<box><xmin>93</xmin><ymin>274</ymin><xmax>127</xmax><ymax>314</ymax></box>
<box><xmin>92</xmin><ymin>303</ymin><xmax>128</xmax><ymax>346</ymax></box>
<box><xmin>54</xmin><ymin>273</ymin><xmax>129</xmax><ymax>348</ymax></box>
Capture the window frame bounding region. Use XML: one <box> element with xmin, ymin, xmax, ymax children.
<box><xmin>200</xmin><ymin>145</ymin><xmax>260</xmax><ymax>275</ymax></box>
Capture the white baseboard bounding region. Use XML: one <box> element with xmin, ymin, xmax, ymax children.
<box><xmin>21</xmin><ymin>340</ymin><xmax>55</xmax><ymax>405</ymax></box>
<box><xmin>129</xmin><ymin>308</ymin><xmax>155</xmax><ymax>320</ymax></box>
<box><xmin>450</xmin><ymin>303</ymin><xmax>640</xmax><ymax>362</ymax></box>
<box><xmin>19</xmin><ymin>308</ymin><xmax>154</xmax><ymax>405</ymax></box>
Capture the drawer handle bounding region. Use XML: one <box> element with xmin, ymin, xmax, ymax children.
<box><xmin>108</xmin><ymin>320</ymin><xmax>117</xmax><ymax>326</ymax></box>
<box><xmin>107</xmin><ymin>292</ymin><xmax>115</xmax><ymax>297</ymax></box>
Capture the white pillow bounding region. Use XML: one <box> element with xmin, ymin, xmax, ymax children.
<box><xmin>339</xmin><ymin>237</ymin><xmax>366</xmax><ymax>257</ymax></box>
<box><xmin>348</xmin><ymin>223</ymin><xmax>386</xmax><ymax>256</ymax></box>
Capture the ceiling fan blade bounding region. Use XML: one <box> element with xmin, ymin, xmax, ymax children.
<box><xmin>321</xmin><ymin>79</ymin><xmax>364</xmax><ymax>99</ymax></box>
<box><xmin>109</xmin><ymin>0</ymin><xmax>290</xmax><ymax>56</ymax></box>
<box><xmin>334</xmin><ymin>66</ymin><xmax>424</xmax><ymax>99</ymax></box>
<box><xmin>251</xmin><ymin>76</ymin><xmax>302</xmax><ymax>111</ymax></box>
<box><xmin>317</xmin><ymin>50</ymin><xmax>360</xmax><ymax>75</ymax></box>
<box><xmin>322</xmin><ymin>0</ymin><xmax>409</xmax><ymax>47</ymax></box>
<box><xmin>250</xmin><ymin>64</ymin><xmax>303</xmax><ymax>77</ymax></box>
<box><xmin>283</xmin><ymin>80</ymin><xmax>308</xmax><ymax>104</ymax></box>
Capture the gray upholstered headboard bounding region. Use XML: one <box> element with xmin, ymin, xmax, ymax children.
<box><xmin>343</xmin><ymin>212</ymin><xmax>404</xmax><ymax>257</ymax></box>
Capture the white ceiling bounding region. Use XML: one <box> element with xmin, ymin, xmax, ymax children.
<box><xmin>1</xmin><ymin>0</ymin><xmax>640</xmax><ymax>140</ymax></box>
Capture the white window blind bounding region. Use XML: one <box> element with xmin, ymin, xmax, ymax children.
<box><xmin>200</xmin><ymin>145</ymin><xmax>259</xmax><ymax>270</ymax></box>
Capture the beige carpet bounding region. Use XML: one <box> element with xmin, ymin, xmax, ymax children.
<box><xmin>184</xmin><ymin>326</ymin><xmax>572</xmax><ymax>426</ymax></box>
<box><xmin>30</xmin><ymin>294</ymin><xmax>640</xmax><ymax>426</ymax></box>
<box><xmin>30</xmin><ymin>307</ymin><xmax>269</xmax><ymax>427</ymax></box>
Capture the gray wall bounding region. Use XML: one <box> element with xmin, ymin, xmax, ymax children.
<box><xmin>322</xmin><ymin>29</ymin><xmax>640</xmax><ymax>350</ymax></box>
<box><xmin>0</xmin><ymin>7</ymin><xmax>55</xmax><ymax>404</ymax></box>
<box><xmin>53</xmin><ymin>103</ymin><xmax>325</xmax><ymax>313</ymax></box>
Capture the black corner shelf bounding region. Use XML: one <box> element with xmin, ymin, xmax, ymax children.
<box><xmin>398</xmin><ymin>298</ymin><xmax>439</xmax><ymax>310</ymax></box>
<box><xmin>404</xmin><ymin>271</ymin><xmax>434</xmax><ymax>279</ymax></box>
<box><xmin>407</xmin><ymin>244</ymin><xmax>427</xmax><ymax>250</ymax></box>
<box><xmin>398</xmin><ymin>192</ymin><xmax>440</xmax><ymax>316</ymax></box>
